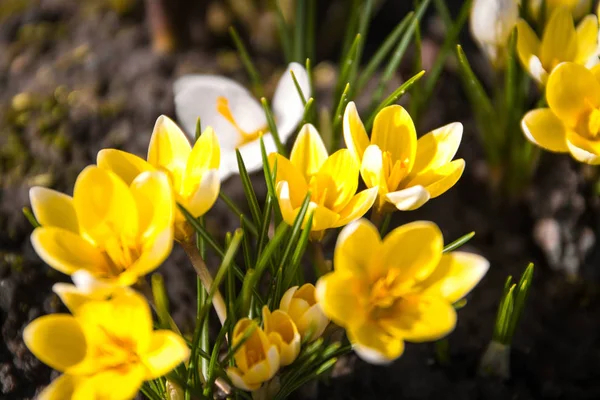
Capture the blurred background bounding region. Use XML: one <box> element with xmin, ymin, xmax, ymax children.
<box><xmin>1</xmin><ymin>0</ymin><xmax>599</xmax><ymax>399</ymax></box>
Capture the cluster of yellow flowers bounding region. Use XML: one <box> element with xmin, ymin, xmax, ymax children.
<box><xmin>26</xmin><ymin>70</ymin><xmax>490</xmax><ymax>397</ymax></box>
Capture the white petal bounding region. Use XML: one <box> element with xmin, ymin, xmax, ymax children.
<box><xmin>71</xmin><ymin>270</ymin><xmax>112</xmax><ymax>293</ymax></box>
<box><xmin>272</xmin><ymin>62</ymin><xmax>311</xmax><ymax>142</ymax></box>
<box><xmin>173</xmin><ymin>75</ymin><xmax>266</xmax><ymax>149</ymax></box>
<box><xmin>385</xmin><ymin>186</ymin><xmax>431</xmax><ymax>211</ymax></box>
<box><xmin>353</xmin><ymin>343</ymin><xmax>395</xmax><ymax>366</ymax></box>
<box><xmin>236</xmin><ymin>134</ymin><xmax>277</xmax><ymax>175</ymax></box>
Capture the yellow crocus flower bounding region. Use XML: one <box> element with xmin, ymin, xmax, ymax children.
<box><xmin>522</xmin><ymin>62</ymin><xmax>600</xmax><ymax>164</ymax></box>
<box><xmin>316</xmin><ymin>219</ymin><xmax>489</xmax><ymax>364</ymax></box>
<box><xmin>279</xmin><ymin>284</ymin><xmax>329</xmax><ymax>342</ymax></box>
<box><xmin>516</xmin><ymin>6</ymin><xmax>598</xmax><ymax>84</ymax></box>
<box><xmin>343</xmin><ymin>102</ymin><xmax>464</xmax><ymax>213</ymax></box>
<box><xmin>24</xmin><ymin>290</ymin><xmax>189</xmax><ymax>400</ymax></box>
<box><xmin>226</xmin><ymin>319</ymin><xmax>280</xmax><ymax>391</ymax></box>
<box><xmin>98</xmin><ymin>115</ymin><xmax>220</xmax><ymax>241</ymax></box>
<box><xmin>29</xmin><ymin>167</ymin><xmax>174</xmax><ymax>286</ymax></box>
<box><xmin>269</xmin><ymin>124</ymin><xmax>378</xmax><ymax>235</ymax></box>
<box><xmin>262</xmin><ymin>306</ymin><xmax>301</xmax><ymax>366</ymax></box>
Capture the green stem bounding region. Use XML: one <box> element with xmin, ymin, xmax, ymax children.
<box><xmin>310</xmin><ymin>241</ymin><xmax>330</xmax><ymax>277</ymax></box>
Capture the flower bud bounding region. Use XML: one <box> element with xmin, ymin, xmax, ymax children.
<box><xmin>279</xmin><ymin>284</ymin><xmax>329</xmax><ymax>342</ymax></box>
<box><xmin>262</xmin><ymin>306</ymin><xmax>301</xmax><ymax>366</ymax></box>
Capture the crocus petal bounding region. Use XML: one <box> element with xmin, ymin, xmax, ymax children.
<box><xmin>227</xmin><ymin>367</ymin><xmax>259</xmax><ymax>391</ymax></box>
<box><xmin>307</xmin><ymin>202</ymin><xmax>340</xmax><ymax>232</ymax></box>
<box><xmin>290</xmin><ymin>123</ymin><xmax>329</xmax><ymax>180</ymax></box>
<box><xmin>186</xmin><ymin>169</ymin><xmax>220</xmax><ymax>218</ymax></box>
<box><xmin>276</xmin><ymin>181</ymin><xmax>301</xmax><ymax>227</ymax></box>
<box><xmin>130</xmin><ymin>171</ymin><xmax>174</xmax><ymax>241</ymax></box>
<box><xmin>272</xmin><ymin>62</ymin><xmax>311</xmax><ymax>142</ymax></box>
<box><xmin>96</xmin><ymin>149</ymin><xmax>154</xmax><ymax>185</ymax></box>
<box><xmin>343</xmin><ymin>101</ymin><xmax>370</xmax><ymax>162</ymax></box>
<box><xmin>409</xmin><ymin>122</ymin><xmax>463</xmax><ymax>176</ymax></box>
<box><xmin>379</xmin><ymin>221</ymin><xmax>443</xmax><ymax>282</ymax></box>
<box><xmin>417</xmin><ymin>252</ymin><xmax>490</xmax><ymax>304</ymax></box>
<box><xmin>174</xmin><ymin>75</ymin><xmax>264</xmax><ymax>148</ymax></box>
<box><xmin>141</xmin><ymin>330</ymin><xmax>190</xmax><ymax>379</ymax></box>
<box><xmin>147</xmin><ymin>115</ymin><xmax>192</xmax><ymax>191</ymax></box>
<box><xmin>384</xmin><ymin>185</ymin><xmax>431</xmax><ymax>211</ymax></box>
<box><xmin>516</xmin><ymin>20</ymin><xmax>545</xmax><ymax>82</ymax></box>
<box><xmin>371</xmin><ymin>105</ymin><xmax>417</xmax><ymax>171</ymax></box>
<box><xmin>234</xmin><ymin>133</ymin><xmax>277</xmax><ymax>177</ymax></box>
<box><xmin>382</xmin><ymin>295</ymin><xmax>456</xmax><ymax>343</ymax></box>
<box><xmin>347</xmin><ymin>323</ymin><xmax>404</xmax><ymax>365</ymax></box>
<box><xmin>38</xmin><ymin>374</ymin><xmax>93</xmax><ymax>400</ymax></box>
<box><xmin>271</xmin><ymin>156</ymin><xmax>309</xmax><ymax>207</ymax></box>
<box><xmin>263</xmin><ymin>307</ymin><xmax>301</xmax><ymax>366</ymax></box>
<box><xmin>85</xmin><ymin>365</ymin><xmax>145</xmax><ymax>400</ymax></box>
<box><xmin>335</xmin><ymin>187</ymin><xmax>379</xmax><ymax>227</ymax></box>
<box><xmin>360</xmin><ymin>145</ymin><xmax>388</xmax><ymax>193</ymax></box>
<box><xmin>243</xmin><ymin>345</ymin><xmax>279</xmax><ymax>385</ymax></box>
<box><xmin>52</xmin><ymin>278</ymin><xmax>114</xmax><ymax>314</ymax></box>
<box><xmin>183</xmin><ymin>126</ymin><xmax>220</xmax><ymax>194</ymax></box>
<box><xmin>313</xmin><ymin>149</ymin><xmax>359</xmax><ymax>211</ymax></box>
<box><xmin>575</xmin><ymin>15</ymin><xmax>599</xmax><ymax>64</ymax></box>
<box><xmin>315</xmin><ymin>273</ymin><xmax>367</xmax><ymax>328</ymax></box>
<box><xmin>23</xmin><ymin>314</ymin><xmax>87</xmax><ymax>372</ymax></box>
<box><xmin>31</xmin><ymin>227</ymin><xmax>107</xmax><ymax>276</ymax></box>
<box><xmin>333</xmin><ymin>219</ymin><xmax>381</xmax><ymax>277</ymax></box>
<box><xmin>29</xmin><ymin>187</ymin><xmax>79</xmax><ymax>234</ymax></box>
<box><xmin>117</xmin><ymin>228</ymin><xmax>173</xmax><ymax>286</ymax></box>
<box><xmin>539</xmin><ymin>7</ymin><xmax>578</xmax><ymax>71</ymax></box>
<box><xmin>75</xmin><ymin>291</ymin><xmax>153</xmax><ymax>356</ymax></box>
<box><xmin>566</xmin><ymin>130</ymin><xmax>600</xmax><ymax>164</ymax></box>
<box><xmin>73</xmin><ymin>166</ymin><xmax>139</xmax><ymax>247</ymax></box>
<box><xmin>406</xmin><ymin>159</ymin><xmax>465</xmax><ymax>199</ymax></box>
<box><xmin>521</xmin><ymin>108</ymin><xmax>569</xmax><ymax>152</ymax></box>
<box><xmin>547</xmin><ymin>62</ymin><xmax>600</xmax><ymax>127</ymax></box>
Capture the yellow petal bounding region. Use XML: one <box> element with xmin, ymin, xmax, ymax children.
<box><xmin>566</xmin><ymin>129</ymin><xmax>600</xmax><ymax>164</ymax></box>
<box><xmin>242</xmin><ymin>345</ymin><xmax>279</xmax><ymax>386</ymax></box>
<box><xmin>313</xmin><ymin>149</ymin><xmax>359</xmax><ymax>211</ymax></box>
<box><xmin>307</xmin><ymin>202</ymin><xmax>340</xmax><ymax>232</ymax></box>
<box><xmin>117</xmin><ymin>228</ymin><xmax>173</xmax><ymax>286</ymax></box>
<box><xmin>335</xmin><ymin>187</ymin><xmax>379</xmax><ymax>227</ymax></box>
<box><xmin>97</xmin><ymin>149</ymin><xmax>154</xmax><ymax>185</ymax></box>
<box><xmin>521</xmin><ymin>108</ymin><xmax>569</xmax><ymax>152</ymax></box>
<box><xmin>333</xmin><ymin>219</ymin><xmax>381</xmax><ymax>277</ymax></box>
<box><xmin>381</xmin><ymin>295</ymin><xmax>456</xmax><ymax>342</ymax></box>
<box><xmin>227</xmin><ymin>366</ymin><xmax>259</xmax><ymax>391</ymax></box>
<box><xmin>183</xmin><ymin>126</ymin><xmax>220</xmax><ymax>196</ymax></box>
<box><xmin>52</xmin><ymin>282</ymin><xmax>110</xmax><ymax>314</ymax></box>
<box><xmin>315</xmin><ymin>272</ymin><xmax>367</xmax><ymax>328</ymax></box>
<box><xmin>38</xmin><ymin>374</ymin><xmax>94</xmax><ymax>400</ymax></box>
<box><xmin>405</xmin><ymin>159</ymin><xmax>465</xmax><ymax>199</ymax></box>
<box><xmin>262</xmin><ymin>307</ymin><xmax>301</xmax><ymax>366</ymax></box>
<box><xmin>29</xmin><ymin>187</ymin><xmax>79</xmax><ymax>234</ymax></box>
<box><xmin>270</xmin><ymin>153</ymin><xmax>308</xmax><ymax>206</ymax></box>
<box><xmin>147</xmin><ymin>115</ymin><xmax>192</xmax><ymax>191</ymax></box>
<box><xmin>73</xmin><ymin>166</ymin><xmax>139</xmax><ymax>247</ymax></box>
<box><xmin>141</xmin><ymin>330</ymin><xmax>190</xmax><ymax>379</ymax></box>
<box><xmin>371</xmin><ymin>105</ymin><xmax>417</xmax><ymax>171</ymax></box>
<box><xmin>540</xmin><ymin>7</ymin><xmax>578</xmax><ymax>71</ymax></box>
<box><xmin>409</xmin><ymin>122</ymin><xmax>463</xmax><ymax>176</ymax></box>
<box><xmin>547</xmin><ymin>62</ymin><xmax>600</xmax><ymax>127</ymax></box>
<box><xmin>516</xmin><ymin>20</ymin><xmax>543</xmax><ymax>80</ymax></box>
<box><xmin>85</xmin><ymin>364</ymin><xmax>145</xmax><ymax>400</ymax></box>
<box><xmin>31</xmin><ymin>227</ymin><xmax>107</xmax><ymax>276</ymax></box>
<box><xmin>575</xmin><ymin>15</ymin><xmax>599</xmax><ymax>64</ymax></box>
<box><xmin>75</xmin><ymin>290</ymin><xmax>153</xmax><ymax>357</ymax></box>
<box><xmin>417</xmin><ymin>252</ymin><xmax>490</xmax><ymax>304</ymax></box>
<box><xmin>130</xmin><ymin>171</ymin><xmax>174</xmax><ymax>241</ymax></box>
<box><xmin>347</xmin><ymin>323</ymin><xmax>404</xmax><ymax>364</ymax></box>
<box><xmin>384</xmin><ymin>185</ymin><xmax>430</xmax><ymax>211</ymax></box>
<box><xmin>290</xmin><ymin>123</ymin><xmax>329</xmax><ymax>180</ymax></box>
<box><xmin>342</xmin><ymin>101</ymin><xmax>370</xmax><ymax>162</ymax></box>
<box><xmin>379</xmin><ymin>221</ymin><xmax>443</xmax><ymax>281</ymax></box>
<box><xmin>185</xmin><ymin>169</ymin><xmax>220</xmax><ymax>218</ymax></box>
<box><xmin>23</xmin><ymin>315</ymin><xmax>87</xmax><ymax>372</ymax></box>
<box><xmin>360</xmin><ymin>144</ymin><xmax>387</xmax><ymax>193</ymax></box>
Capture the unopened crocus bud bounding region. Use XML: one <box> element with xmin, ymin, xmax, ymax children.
<box><xmin>262</xmin><ymin>306</ymin><xmax>301</xmax><ymax>366</ymax></box>
<box><xmin>279</xmin><ymin>284</ymin><xmax>329</xmax><ymax>342</ymax></box>
<box><xmin>470</xmin><ymin>0</ymin><xmax>520</xmax><ymax>68</ymax></box>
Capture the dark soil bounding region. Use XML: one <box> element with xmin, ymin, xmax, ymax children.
<box><xmin>1</xmin><ymin>1</ymin><xmax>600</xmax><ymax>399</ymax></box>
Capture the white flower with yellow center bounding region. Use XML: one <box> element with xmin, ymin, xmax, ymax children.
<box><xmin>174</xmin><ymin>62</ymin><xmax>310</xmax><ymax>180</ymax></box>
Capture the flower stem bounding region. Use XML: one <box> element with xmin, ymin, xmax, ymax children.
<box><xmin>311</xmin><ymin>241</ymin><xmax>330</xmax><ymax>277</ymax></box>
<box><xmin>180</xmin><ymin>239</ymin><xmax>228</xmax><ymax>326</ymax></box>
<box><xmin>370</xmin><ymin>207</ymin><xmax>384</xmax><ymax>229</ymax></box>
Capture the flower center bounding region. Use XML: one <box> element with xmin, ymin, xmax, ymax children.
<box><xmin>217</xmin><ymin>96</ymin><xmax>267</xmax><ymax>147</ymax></box>
<box><xmin>382</xmin><ymin>150</ymin><xmax>409</xmax><ymax>192</ymax></box>
<box><xmin>93</xmin><ymin>326</ymin><xmax>141</xmax><ymax>371</ymax></box>
<box><xmin>576</xmin><ymin>100</ymin><xmax>600</xmax><ymax>139</ymax></box>
<box><xmin>246</xmin><ymin>348</ymin><xmax>263</xmax><ymax>366</ymax></box>
<box><xmin>103</xmin><ymin>236</ymin><xmax>142</xmax><ymax>278</ymax></box>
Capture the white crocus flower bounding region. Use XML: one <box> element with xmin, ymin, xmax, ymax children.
<box><xmin>174</xmin><ymin>62</ymin><xmax>310</xmax><ymax>181</ymax></box>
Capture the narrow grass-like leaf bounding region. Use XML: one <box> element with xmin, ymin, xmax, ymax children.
<box><xmin>290</xmin><ymin>69</ymin><xmax>308</xmax><ymax>105</ymax></box>
<box><xmin>236</xmin><ymin>149</ymin><xmax>262</xmax><ymax>227</ymax></box>
<box><xmin>229</xmin><ymin>27</ymin><xmax>263</xmax><ymax>97</ymax></box>
<box><xmin>356</xmin><ymin>12</ymin><xmax>413</xmax><ymax>94</ymax></box>
<box><xmin>507</xmin><ymin>263</ymin><xmax>534</xmax><ymax>342</ymax></box>
<box><xmin>302</xmin><ymin>97</ymin><xmax>315</xmax><ymax>125</ymax></box>
<box><xmin>218</xmin><ymin>192</ymin><xmax>258</xmax><ymax>236</ymax></box>
<box><xmin>306</xmin><ymin>0</ymin><xmax>316</xmax><ymax>62</ymax></box>
<box><xmin>257</xmin><ymin>195</ymin><xmax>274</xmax><ymax>259</ymax></box>
<box><xmin>274</xmin><ymin>0</ymin><xmax>292</xmax><ymax>62</ymax></box>
<box><xmin>443</xmin><ymin>231</ymin><xmax>475</xmax><ymax>253</ymax></box>
<box><xmin>204</xmin><ymin>322</ymin><xmax>230</xmax><ymax>398</ymax></box>
<box><xmin>261</xmin><ymin>97</ymin><xmax>286</xmax><ymax>156</ymax></box>
<box><xmin>22</xmin><ymin>207</ymin><xmax>40</xmax><ymax>228</ymax></box>
<box><xmin>151</xmin><ymin>273</ymin><xmax>171</xmax><ymax>330</ymax></box>
<box><xmin>293</xmin><ymin>0</ymin><xmax>306</xmax><ymax>62</ymax></box>
<box><xmin>331</xmin><ymin>83</ymin><xmax>351</xmax><ymax>151</ymax></box>
<box><xmin>220</xmin><ymin>323</ymin><xmax>257</xmax><ymax>366</ymax></box>
<box><xmin>347</xmin><ymin>0</ymin><xmax>374</xmax><ymax>92</ymax></box>
<box><xmin>284</xmin><ymin>211</ymin><xmax>314</xmax><ymax>288</ymax></box>
<box><xmin>195</xmin><ymin>117</ymin><xmax>202</xmax><ymax>142</ymax></box>
<box><xmin>335</xmin><ymin>34</ymin><xmax>361</xmax><ymax>102</ymax></box>
<box><xmin>365</xmin><ymin>70</ymin><xmax>426</xmax><ymax>130</ymax></box>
